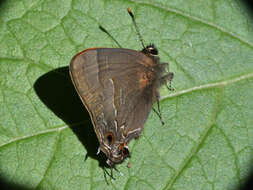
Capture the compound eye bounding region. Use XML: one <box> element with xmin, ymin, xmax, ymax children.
<box><xmin>149</xmin><ymin>47</ymin><xmax>158</xmax><ymax>55</ymax></box>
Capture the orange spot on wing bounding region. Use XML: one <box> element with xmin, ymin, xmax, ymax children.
<box><xmin>138</xmin><ymin>71</ymin><xmax>152</xmax><ymax>88</ymax></box>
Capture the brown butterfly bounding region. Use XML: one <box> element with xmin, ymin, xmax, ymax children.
<box><xmin>69</xmin><ymin>8</ymin><xmax>174</xmax><ymax>168</ymax></box>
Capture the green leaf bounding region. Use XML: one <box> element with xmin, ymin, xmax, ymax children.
<box><xmin>0</xmin><ymin>0</ymin><xmax>253</xmax><ymax>189</ymax></box>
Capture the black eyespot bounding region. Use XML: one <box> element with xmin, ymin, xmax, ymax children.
<box><xmin>106</xmin><ymin>133</ymin><xmax>114</xmax><ymax>145</ymax></box>
<box><xmin>122</xmin><ymin>147</ymin><xmax>130</xmax><ymax>157</ymax></box>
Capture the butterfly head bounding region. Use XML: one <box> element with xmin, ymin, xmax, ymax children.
<box><xmin>141</xmin><ymin>44</ymin><xmax>158</xmax><ymax>56</ymax></box>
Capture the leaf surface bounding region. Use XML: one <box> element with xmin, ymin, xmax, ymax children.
<box><xmin>0</xmin><ymin>0</ymin><xmax>253</xmax><ymax>189</ymax></box>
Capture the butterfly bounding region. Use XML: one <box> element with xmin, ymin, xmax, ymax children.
<box><xmin>69</xmin><ymin>8</ymin><xmax>174</xmax><ymax>169</ymax></box>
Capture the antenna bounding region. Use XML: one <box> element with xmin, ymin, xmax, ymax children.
<box><xmin>127</xmin><ymin>8</ymin><xmax>145</xmax><ymax>49</ymax></box>
<box><xmin>99</xmin><ymin>25</ymin><xmax>122</xmax><ymax>48</ymax></box>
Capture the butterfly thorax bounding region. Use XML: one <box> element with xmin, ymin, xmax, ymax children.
<box><xmin>141</xmin><ymin>44</ymin><xmax>168</xmax><ymax>100</ymax></box>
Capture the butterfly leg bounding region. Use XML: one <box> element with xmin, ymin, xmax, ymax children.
<box><xmin>152</xmin><ymin>93</ymin><xmax>165</xmax><ymax>125</ymax></box>
<box><xmin>152</xmin><ymin>71</ymin><xmax>174</xmax><ymax>124</ymax></box>
<box><xmin>160</xmin><ymin>72</ymin><xmax>174</xmax><ymax>91</ymax></box>
<box><xmin>158</xmin><ymin>61</ymin><xmax>174</xmax><ymax>91</ymax></box>
<box><xmin>103</xmin><ymin>167</ymin><xmax>115</xmax><ymax>181</ymax></box>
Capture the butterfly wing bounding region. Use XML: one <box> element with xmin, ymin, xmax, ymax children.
<box><xmin>70</xmin><ymin>48</ymin><xmax>156</xmax><ymax>146</ymax></box>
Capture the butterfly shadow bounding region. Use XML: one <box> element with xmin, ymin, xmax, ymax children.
<box><xmin>236</xmin><ymin>165</ymin><xmax>253</xmax><ymax>190</ymax></box>
<box><xmin>241</xmin><ymin>0</ymin><xmax>253</xmax><ymax>17</ymax></box>
<box><xmin>0</xmin><ymin>178</ymin><xmax>35</xmax><ymax>190</ymax></box>
<box><xmin>34</xmin><ymin>66</ymin><xmax>108</xmax><ymax>169</ymax></box>
<box><xmin>0</xmin><ymin>0</ymin><xmax>7</xmax><ymax>8</ymax></box>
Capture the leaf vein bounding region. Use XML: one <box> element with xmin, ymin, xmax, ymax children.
<box><xmin>161</xmin><ymin>72</ymin><xmax>253</xmax><ymax>100</ymax></box>
<box><xmin>0</xmin><ymin>126</ymin><xmax>67</xmax><ymax>148</ymax></box>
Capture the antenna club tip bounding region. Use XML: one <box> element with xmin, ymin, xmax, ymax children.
<box><xmin>127</xmin><ymin>7</ymin><xmax>134</xmax><ymax>17</ymax></box>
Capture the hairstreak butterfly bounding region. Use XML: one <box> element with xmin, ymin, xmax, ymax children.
<box><xmin>69</xmin><ymin>8</ymin><xmax>174</xmax><ymax>169</ymax></box>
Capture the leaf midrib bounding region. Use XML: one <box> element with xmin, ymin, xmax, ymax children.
<box><xmin>161</xmin><ymin>72</ymin><xmax>253</xmax><ymax>101</ymax></box>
